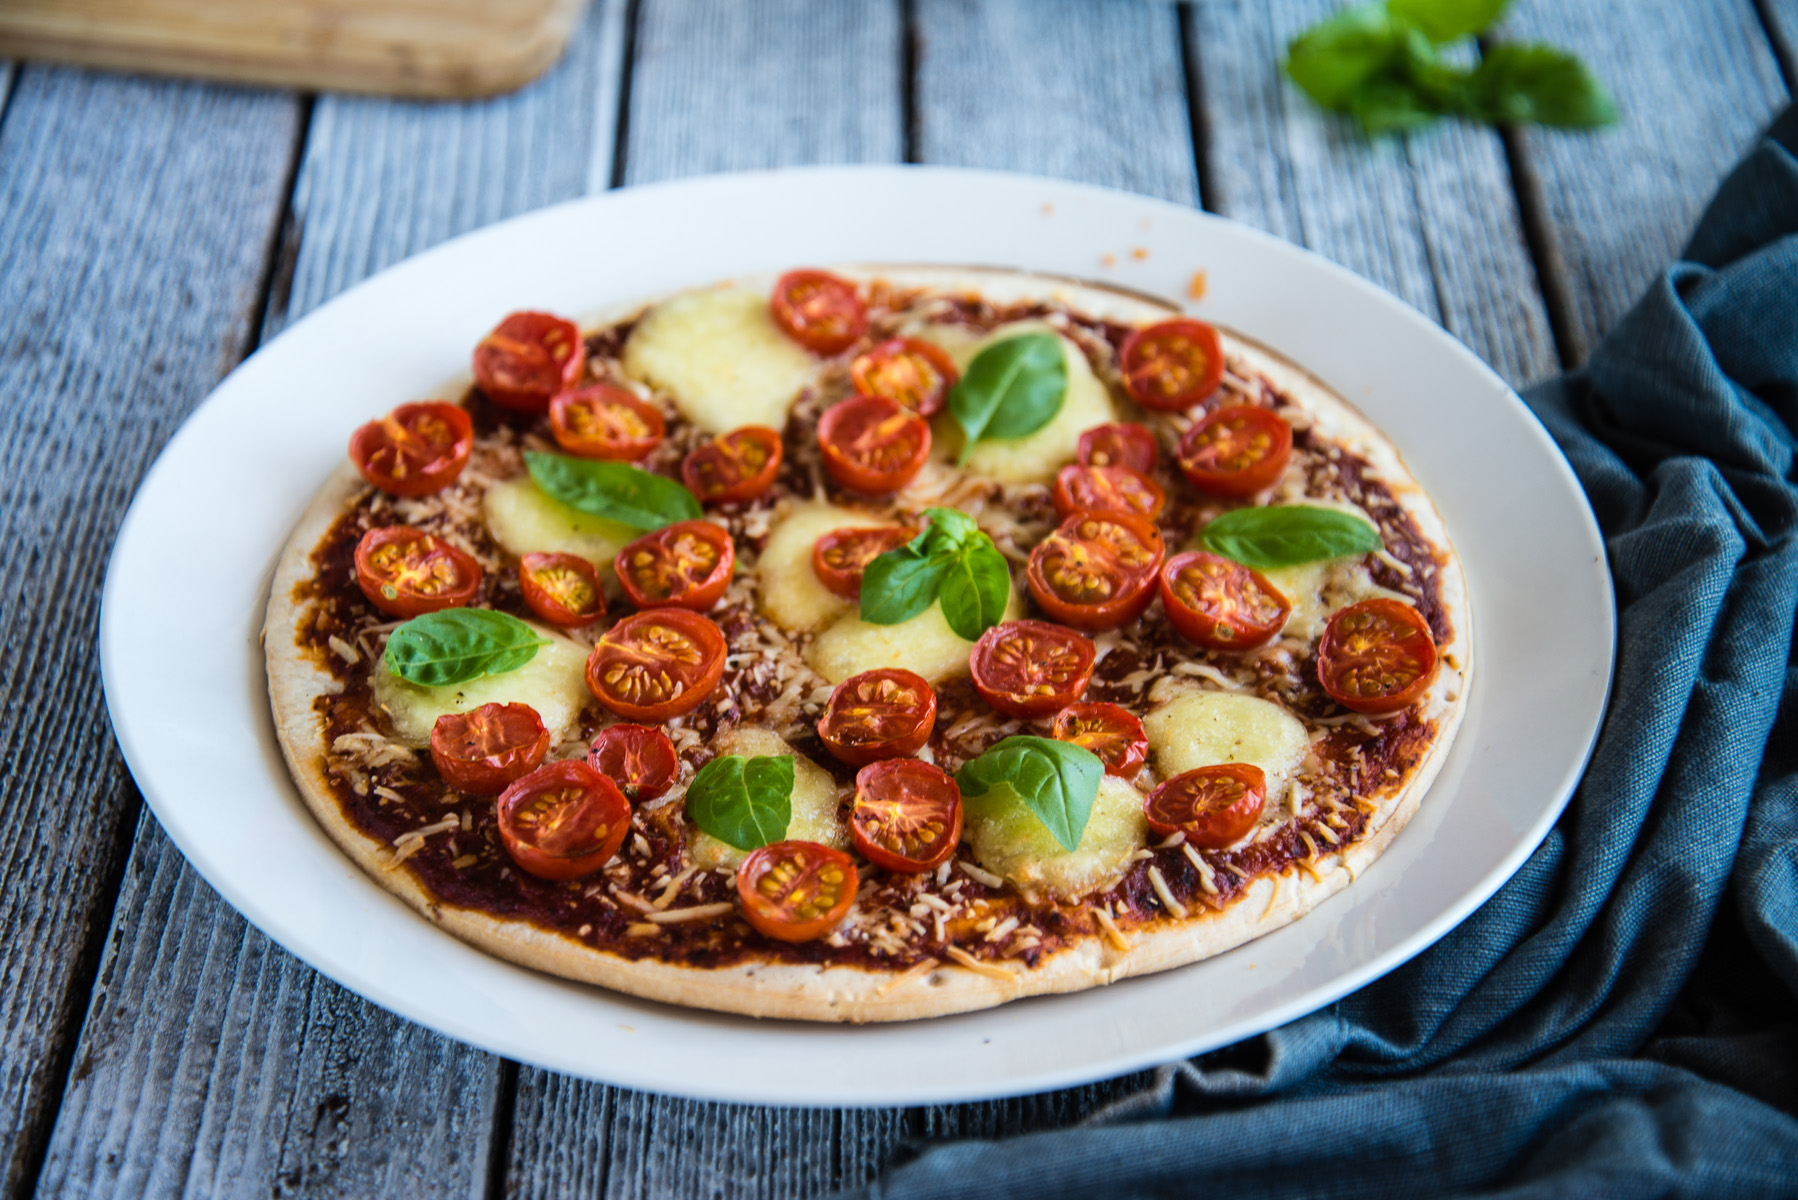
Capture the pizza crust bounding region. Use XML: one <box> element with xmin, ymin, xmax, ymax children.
<box><xmin>263</xmin><ymin>270</ymin><xmax>1472</xmax><ymax>1024</ymax></box>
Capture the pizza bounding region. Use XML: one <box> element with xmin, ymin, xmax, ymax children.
<box><xmin>263</xmin><ymin>265</ymin><xmax>1471</xmax><ymax>1023</ymax></box>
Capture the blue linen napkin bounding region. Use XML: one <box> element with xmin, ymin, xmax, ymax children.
<box><xmin>849</xmin><ymin>107</ymin><xmax>1798</xmax><ymax>1198</ymax></box>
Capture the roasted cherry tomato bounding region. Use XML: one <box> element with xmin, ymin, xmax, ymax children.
<box><xmin>473</xmin><ymin>311</ymin><xmax>584</xmax><ymax>413</ymax></box>
<box><xmin>615</xmin><ymin>520</ymin><xmax>735</xmax><ymax>612</ymax></box>
<box><xmin>770</xmin><ymin>270</ymin><xmax>866</xmax><ymax>356</ymax></box>
<box><xmin>519</xmin><ymin>552</ymin><xmax>605</xmax><ymax>628</ymax></box>
<box><xmin>1317</xmin><ymin>598</ymin><xmax>1439</xmax><ymax>715</ymax></box>
<box><xmin>1159</xmin><ymin>550</ymin><xmax>1290</xmax><ymax>651</ymax></box>
<box><xmin>1026</xmin><ymin>510</ymin><xmax>1166</xmax><ymax>632</ymax></box>
<box><xmin>496</xmin><ymin>760</ymin><xmax>632</xmax><ymax>881</ymax></box>
<box><xmin>1078</xmin><ymin>422</ymin><xmax>1159</xmax><ymax>474</ymax></box>
<box><xmin>817</xmin><ymin>395</ymin><xmax>932</xmax><ymax>494</ymax></box>
<box><xmin>850</xmin><ymin>337</ymin><xmax>959</xmax><ymax>417</ymax></box>
<box><xmin>817</xmin><ymin>669</ymin><xmax>937</xmax><ymax>767</ymax></box>
<box><xmin>587</xmin><ymin>723</ymin><xmax>679</xmax><ymax>802</ymax></box>
<box><xmin>811</xmin><ymin>525</ymin><xmax>917</xmax><ymax>599</ymax></box>
<box><xmin>971</xmin><ymin>619</ymin><xmax>1096</xmax><ymax>718</ymax></box>
<box><xmin>1119</xmin><ymin>319</ymin><xmax>1225</xmax><ymax>411</ymax></box>
<box><xmin>737</xmin><ymin>840</ymin><xmax>859</xmax><ymax>942</ymax></box>
<box><xmin>429</xmin><ymin>703</ymin><xmax>551</xmax><ymax>795</ymax></box>
<box><xmin>1144</xmin><ymin>763</ymin><xmax>1266</xmax><ymax>848</ymax></box>
<box><xmin>348</xmin><ymin>402</ymin><xmax>473</xmax><ymax>498</ymax></box>
<box><xmin>682</xmin><ymin>426</ymin><xmax>784</xmax><ymax>505</ymax></box>
<box><xmin>850</xmin><ymin>759</ymin><xmax>963</xmax><ymax>873</ymax></box>
<box><xmin>548</xmin><ymin>383</ymin><xmax>664</xmax><ymax>461</ymax></box>
<box><xmin>585</xmin><ymin>608</ymin><xmax>727</xmax><ymax>721</ymax></box>
<box><xmin>1051</xmin><ymin>702</ymin><xmax>1149</xmax><ymax>779</ymax></box>
<box><xmin>1051</xmin><ymin>464</ymin><xmax>1166</xmax><ymax>521</ymax></box>
<box><xmin>1176</xmin><ymin>406</ymin><xmax>1293</xmax><ymax>497</ymax></box>
<box><xmin>353</xmin><ymin>526</ymin><xmax>481</xmax><ymax>618</ymax></box>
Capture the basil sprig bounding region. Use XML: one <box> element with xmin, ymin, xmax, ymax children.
<box><xmin>526</xmin><ymin>451</ymin><xmax>701</xmax><ymax>530</ymax></box>
<box><xmin>384</xmin><ymin>609</ymin><xmax>549</xmax><ymax>688</ymax></box>
<box><xmin>859</xmin><ymin>508</ymin><xmax>1011</xmax><ymax>641</ymax></box>
<box><xmin>949</xmin><ymin>332</ymin><xmax>1068</xmax><ymax>464</ymax></box>
<box><xmin>685</xmin><ymin>754</ymin><xmax>795</xmax><ymax>851</ymax></box>
<box><xmin>956</xmin><ymin>736</ymin><xmax>1103</xmax><ymax>852</ymax></box>
<box><xmin>1199</xmin><ymin>505</ymin><xmax>1383</xmax><ymax>570</ymax></box>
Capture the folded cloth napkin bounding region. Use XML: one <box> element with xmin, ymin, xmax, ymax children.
<box><xmin>847</xmin><ymin>107</ymin><xmax>1798</xmax><ymax>1199</ymax></box>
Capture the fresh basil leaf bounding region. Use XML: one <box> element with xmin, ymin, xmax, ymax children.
<box><xmin>860</xmin><ymin>549</ymin><xmax>948</xmax><ymax>626</ymax></box>
<box><xmin>1200</xmin><ymin>505</ymin><xmax>1384</xmax><ymax>570</ymax></box>
<box><xmin>685</xmin><ymin>754</ymin><xmax>794</xmax><ymax>851</ymax></box>
<box><xmin>1351</xmin><ymin>78</ymin><xmax>1441</xmax><ymax>134</ymax></box>
<box><xmin>956</xmin><ymin>736</ymin><xmax>1103</xmax><ymax>852</ymax></box>
<box><xmin>919</xmin><ymin>506</ymin><xmax>979</xmax><ymax>549</ymax></box>
<box><xmin>1284</xmin><ymin>4</ymin><xmax>1419</xmax><ymax>110</ymax></box>
<box><xmin>525</xmin><ymin>451</ymin><xmax>702</xmax><ymax>531</ymax></box>
<box><xmin>950</xmin><ymin>333</ymin><xmax>1067</xmax><ymax>462</ymax></box>
<box><xmin>1471</xmin><ymin>43</ymin><xmax>1618</xmax><ymax>127</ymax></box>
<box><xmin>937</xmin><ymin>541</ymin><xmax>1011</xmax><ymax>642</ymax></box>
<box><xmin>383</xmin><ymin>609</ymin><xmax>548</xmax><ymax>688</ymax></box>
<box><xmin>1387</xmin><ymin>0</ymin><xmax>1508</xmax><ymax>43</ymax></box>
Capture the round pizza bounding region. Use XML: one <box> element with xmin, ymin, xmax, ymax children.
<box><xmin>263</xmin><ymin>266</ymin><xmax>1471</xmax><ymax>1023</ymax></box>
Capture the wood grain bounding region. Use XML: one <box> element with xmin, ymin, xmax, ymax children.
<box><xmin>1761</xmin><ymin>0</ymin><xmax>1797</xmax><ymax>81</ymax></box>
<box><xmin>0</xmin><ymin>67</ymin><xmax>300</xmax><ymax>1199</ymax></box>
<box><xmin>35</xmin><ymin>3</ymin><xmax>630</xmax><ymax>1197</ymax></box>
<box><xmin>1500</xmin><ymin>0</ymin><xmax>1789</xmax><ymax>363</ymax></box>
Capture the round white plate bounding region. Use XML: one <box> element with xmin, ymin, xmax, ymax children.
<box><xmin>101</xmin><ymin>167</ymin><xmax>1612</xmax><ymax>1106</ymax></box>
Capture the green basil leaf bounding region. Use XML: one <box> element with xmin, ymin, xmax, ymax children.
<box><xmin>859</xmin><ymin>549</ymin><xmax>948</xmax><ymax>626</ymax></box>
<box><xmin>525</xmin><ymin>451</ymin><xmax>702</xmax><ymax>531</ymax></box>
<box><xmin>685</xmin><ymin>754</ymin><xmax>794</xmax><ymax>851</ymax></box>
<box><xmin>1350</xmin><ymin>78</ymin><xmax>1442</xmax><ymax>134</ymax></box>
<box><xmin>919</xmin><ymin>506</ymin><xmax>979</xmax><ymax>550</ymax></box>
<box><xmin>1284</xmin><ymin>4</ymin><xmax>1417</xmax><ymax>110</ymax></box>
<box><xmin>1470</xmin><ymin>43</ymin><xmax>1618</xmax><ymax>127</ymax></box>
<box><xmin>949</xmin><ymin>333</ymin><xmax>1067</xmax><ymax>462</ymax></box>
<box><xmin>383</xmin><ymin>609</ymin><xmax>548</xmax><ymax>688</ymax></box>
<box><xmin>1199</xmin><ymin>505</ymin><xmax>1384</xmax><ymax>570</ymax></box>
<box><xmin>1388</xmin><ymin>0</ymin><xmax>1509</xmax><ymax>43</ymax></box>
<box><xmin>937</xmin><ymin>541</ymin><xmax>1011</xmax><ymax>642</ymax></box>
<box><xmin>956</xmin><ymin>736</ymin><xmax>1103</xmax><ymax>852</ymax></box>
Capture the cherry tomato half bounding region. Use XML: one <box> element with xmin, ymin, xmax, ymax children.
<box><xmin>496</xmin><ymin>760</ymin><xmax>632</xmax><ymax>881</ymax></box>
<box><xmin>353</xmin><ymin>527</ymin><xmax>481</xmax><ymax>618</ymax></box>
<box><xmin>348</xmin><ymin>402</ymin><xmax>473</xmax><ymax>498</ymax></box>
<box><xmin>1176</xmin><ymin>406</ymin><xmax>1293</xmax><ymax>497</ymax></box>
<box><xmin>1078</xmin><ymin>422</ymin><xmax>1159</xmax><ymax>474</ymax></box>
<box><xmin>520</xmin><ymin>552</ymin><xmax>605</xmax><ymax>628</ymax></box>
<box><xmin>817</xmin><ymin>669</ymin><xmax>937</xmax><ymax>767</ymax></box>
<box><xmin>615</xmin><ymin>520</ymin><xmax>735</xmax><ymax>612</ymax></box>
<box><xmin>585</xmin><ymin>608</ymin><xmax>727</xmax><ymax>721</ymax></box>
<box><xmin>737</xmin><ymin>840</ymin><xmax>859</xmax><ymax>942</ymax></box>
<box><xmin>1159</xmin><ymin>550</ymin><xmax>1290</xmax><ymax>651</ymax></box>
<box><xmin>429</xmin><ymin>703</ymin><xmax>551</xmax><ymax>795</ymax></box>
<box><xmin>1051</xmin><ymin>702</ymin><xmax>1148</xmax><ymax>779</ymax></box>
<box><xmin>817</xmin><ymin>395</ymin><xmax>932</xmax><ymax>494</ymax></box>
<box><xmin>811</xmin><ymin>525</ymin><xmax>917</xmax><ymax>599</ymax></box>
<box><xmin>549</xmin><ymin>383</ymin><xmax>664</xmax><ymax>461</ymax></box>
<box><xmin>1051</xmin><ymin>464</ymin><xmax>1166</xmax><ymax>521</ymax></box>
<box><xmin>682</xmin><ymin>426</ymin><xmax>784</xmax><ymax>505</ymax></box>
<box><xmin>587</xmin><ymin>723</ymin><xmax>679</xmax><ymax>802</ymax></box>
<box><xmin>851</xmin><ymin>759</ymin><xmax>963</xmax><ymax>873</ymax></box>
<box><xmin>770</xmin><ymin>270</ymin><xmax>867</xmax><ymax>356</ymax></box>
<box><xmin>1119</xmin><ymin>319</ymin><xmax>1225</xmax><ymax>412</ymax></box>
<box><xmin>1144</xmin><ymin>763</ymin><xmax>1266</xmax><ymax>848</ymax></box>
<box><xmin>971</xmin><ymin>619</ymin><xmax>1096</xmax><ymax>719</ymax></box>
<box><xmin>1317</xmin><ymin>598</ymin><xmax>1439</xmax><ymax>715</ymax></box>
<box><xmin>850</xmin><ymin>337</ymin><xmax>960</xmax><ymax>417</ymax></box>
<box><xmin>1026</xmin><ymin>510</ymin><xmax>1166</xmax><ymax>633</ymax></box>
<box><xmin>473</xmin><ymin>311</ymin><xmax>584</xmax><ymax>414</ymax></box>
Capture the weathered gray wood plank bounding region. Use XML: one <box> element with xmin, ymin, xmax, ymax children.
<box><xmin>38</xmin><ymin>3</ymin><xmax>631</xmax><ymax>1197</ymax></box>
<box><xmin>1500</xmin><ymin>0</ymin><xmax>1788</xmax><ymax>363</ymax></box>
<box><xmin>622</xmin><ymin>0</ymin><xmax>904</xmax><ymax>184</ymax></box>
<box><xmin>1186</xmin><ymin>0</ymin><xmax>1558</xmax><ymax>388</ymax></box>
<box><xmin>0</xmin><ymin>67</ymin><xmax>300</xmax><ymax>1199</ymax></box>
<box><xmin>1762</xmin><ymin>0</ymin><xmax>1798</xmax><ymax>81</ymax></box>
<box><xmin>913</xmin><ymin>0</ymin><xmax>1198</xmax><ymax>204</ymax></box>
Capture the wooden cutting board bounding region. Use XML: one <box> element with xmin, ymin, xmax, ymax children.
<box><xmin>0</xmin><ymin>0</ymin><xmax>590</xmax><ymax>99</ymax></box>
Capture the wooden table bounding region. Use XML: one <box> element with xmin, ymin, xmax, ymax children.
<box><xmin>1</xmin><ymin>2</ymin><xmax>1789</xmax><ymax>1195</ymax></box>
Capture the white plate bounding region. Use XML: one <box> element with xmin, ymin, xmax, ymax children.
<box><xmin>101</xmin><ymin>167</ymin><xmax>1613</xmax><ymax>1106</ymax></box>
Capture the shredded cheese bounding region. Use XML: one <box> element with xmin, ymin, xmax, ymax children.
<box><xmin>646</xmin><ymin>902</ymin><xmax>735</xmax><ymax>925</ymax></box>
<box><xmin>877</xmin><ymin>957</ymin><xmax>939</xmax><ymax>994</ymax></box>
<box><xmin>1094</xmin><ymin>908</ymin><xmax>1130</xmax><ymax>953</ymax></box>
<box><xmin>944</xmin><ymin>945</ymin><xmax>1015</xmax><ymax>981</ymax></box>
<box><xmin>1147</xmin><ymin>866</ymin><xmax>1188</xmax><ymax>919</ymax></box>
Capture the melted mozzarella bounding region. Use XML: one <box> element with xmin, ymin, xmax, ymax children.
<box><xmin>482</xmin><ymin>476</ymin><xmax>636</xmax><ymax>583</ymax></box>
<box><xmin>964</xmin><ymin>775</ymin><xmax>1147</xmax><ymax>900</ymax></box>
<box><xmin>1142</xmin><ymin>689</ymin><xmax>1308</xmax><ymax>810</ymax></box>
<box><xmin>756</xmin><ymin>501</ymin><xmax>890</xmax><ymax>633</ymax></box>
<box><xmin>372</xmin><ymin>629</ymin><xmax>591</xmax><ymax>748</ymax></box>
<box><xmin>1260</xmin><ymin>558</ymin><xmax>1416</xmax><ymax>642</ymax></box>
<box><xmin>805</xmin><ymin>585</ymin><xmax>1023</xmax><ymax>686</ymax></box>
<box><xmin>688</xmin><ymin>726</ymin><xmax>848</xmax><ymax>871</ymax></box>
<box><xmin>622</xmin><ymin>285</ymin><xmax>819</xmax><ymax>433</ymax></box>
